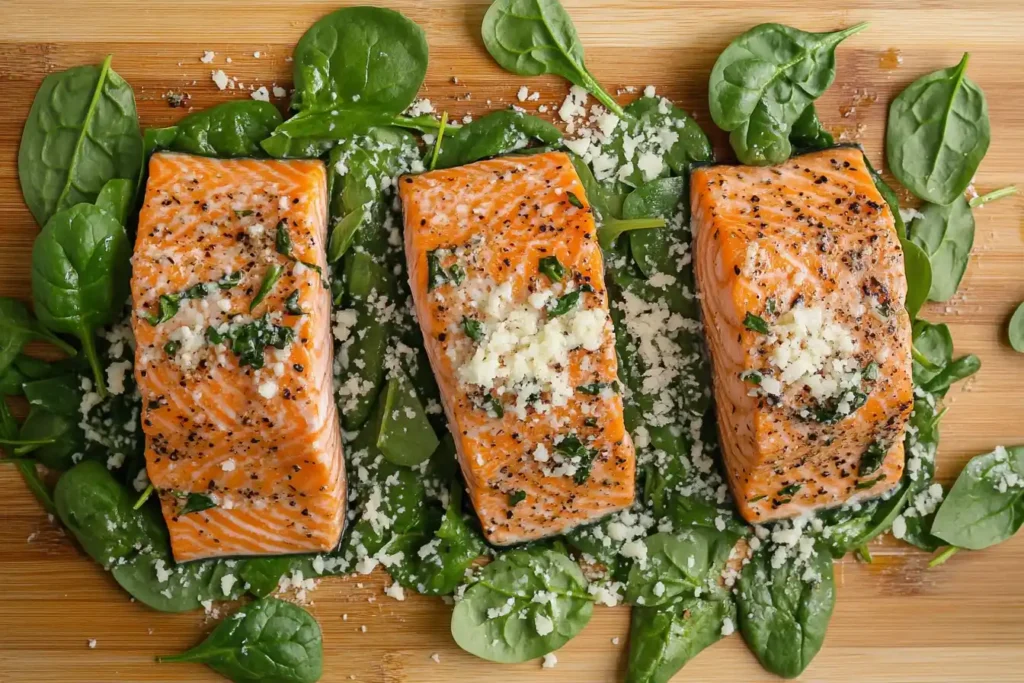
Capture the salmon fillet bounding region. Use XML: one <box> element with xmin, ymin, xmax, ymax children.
<box><xmin>399</xmin><ymin>151</ymin><xmax>636</xmax><ymax>545</ymax></box>
<box><xmin>132</xmin><ymin>152</ymin><xmax>345</xmax><ymax>561</ymax></box>
<box><xmin>691</xmin><ymin>147</ymin><xmax>912</xmax><ymax>524</ymax></box>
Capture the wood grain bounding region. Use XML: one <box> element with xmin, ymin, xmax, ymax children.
<box><xmin>1</xmin><ymin>1</ymin><xmax>1023</xmax><ymax>681</ymax></box>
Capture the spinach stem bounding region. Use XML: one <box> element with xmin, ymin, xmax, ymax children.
<box><xmin>40</xmin><ymin>332</ymin><xmax>78</xmax><ymax>357</ymax></box>
<box><xmin>429</xmin><ymin>111</ymin><xmax>448</xmax><ymax>171</ymax></box>
<box><xmin>597</xmin><ymin>217</ymin><xmax>666</xmax><ymax>250</ymax></box>
<box><xmin>0</xmin><ymin>437</ymin><xmax>57</xmax><ymax>446</ymax></box>
<box><xmin>969</xmin><ymin>185</ymin><xmax>1017</xmax><ymax>208</ymax></box>
<box><xmin>910</xmin><ymin>343</ymin><xmax>940</xmax><ymax>371</ymax></box>
<box><xmin>581</xmin><ymin>72</ymin><xmax>626</xmax><ymax>118</ymax></box>
<box><xmin>928</xmin><ymin>546</ymin><xmax>960</xmax><ymax>568</ymax></box>
<box><xmin>856</xmin><ymin>545</ymin><xmax>873</xmax><ymax>563</ymax></box>
<box><xmin>133</xmin><ymin>483</ymin><xmax>154</xmax><ymax>510</ymax></box>
<box><xmin>80</xmin><ymin>331</ymin><xmax>107</xmax><ymax>398</ymax></box>
<box><xmin>14</xmin><ymin>460</ymin><xmax>55</xmax><ymax>514</ymax></box>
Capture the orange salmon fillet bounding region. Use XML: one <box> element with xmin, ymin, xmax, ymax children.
<box><xmin>132</xmin><ymin>152</ymin><xmax>345</xmax><ymax>562</ymax></box>
<box><xmin>691</xmin><ymin>147</ymin><xmax>912</xmax><ymax>524</ymax></box>
<box><xmin>399</xmin><ymin>151</ymin><xmax>636</xmax><ymax>545</ymax></box>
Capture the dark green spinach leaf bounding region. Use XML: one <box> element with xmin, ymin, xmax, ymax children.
<box><xmin>434</xmin><ymin>110</ymin><xmax>562</xmax><ymax>169</ymax></box>
<box><xmin>886</xmin><ymin>53</ymin><xmax>990</xmax><ymax>205</ymax></box>
<box><xmin>482</xmin><ymin>0</ymin><xmax>625</xmax><ymax>117</ymax></box>
<box><xmin>18</xmin><ymin>55</ymin><xmax>143</xmax><ymax>227</ymax></box>
<box><xmin>158</xmin><ymin>597</ymin><xmax>323</xmax><ymax>683</ymax></box>
<box><xmin>625</xmin><ymin>528</ymin><xmax>737</xmax><ymax>607</ymax></box>
<box><xmin>31</xmin><ymin>203</ymin><xmax>131</xmax><ymax>396</ymax></box>
<box><xmin>0</xmin><ymin>298</ymin><xmax>77</xmax><ymax>374</ymax></box>
<box><xmin>709</xmin><ymin>22</ymin><xmax>867</xmax><ymax>165</ymax></box>
<box><xmin>908</xmin><ymin>196</ymin><xmax>974</xmax><ymax>302</ymax></box>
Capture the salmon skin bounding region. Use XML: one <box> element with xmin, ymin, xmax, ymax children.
<box><xmin>691</xmin><ymin>147</ymin><xmax>912</xmax><ymax>524</ymax></box>
<box><xmin>399</xmin><ymin>151</ymin><xmax>636</xmax><ymax>546</ymax></box>
<box><xmin>132</xmin><ymin>152</ymin><xmax>346</xmax><ymax>562</ymax></box>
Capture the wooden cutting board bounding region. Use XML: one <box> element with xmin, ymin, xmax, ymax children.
<box><xmin>1</xmin><ymin>1</ymin><xmax>1022</xmax><ymax>681</ymax></box>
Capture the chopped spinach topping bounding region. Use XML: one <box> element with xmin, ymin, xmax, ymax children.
<box><xmin>778</xmin><ymin>483</ymin><xmax>802</xmax><ymax>497</ymax></box>
<box><xmin>566</xmin><ymin>191</ymin><xmax>584</xmax><ymax>209</ymax></box>
<box><xmin>140</xmin><ymin>271</ymin><xmax>244</xmax><ymax>325</ymax></box>
<box><xmin>250</xmin><ymin>263</ymin><xmax>283</xmax><ymax>312</ymax></box>
<box><xmin>285</xmin><ymin>290</ymin><xmax>305</xmax><ymax>316</ymax></box>
<box><xmin>206</xmin><ymin>316</ymin><xmax>294</xmax><ymax>369</ymax></box>
<box><xmin>547</xmin><ymin>290</ymin><xmax>583</xmax><ymax>318</ymax></box>
<box><xmin>275</xmin><ymin>220</ymin><xmax>292</xmax><ymax>256</ymax></box>
<box><xmin>765</xmin><ymin>297</ymin><xmax>777</xmax><ymax>315</ymax></box>
<box><xmin>577</xmin><ymin>382</ymin><xmax>615</xmax><ymax>395</ymax></box>
<box><xmin>859</xmin><ymin>440</ymin><xmax>888</xmax><ymax>477</ymax></box>
<box><xmin>743</xmin><ymin>312</ymin><xmax>770</xmax><ymax>334</ymax></box>
<box><xmin>163</xmin><ymin>340</ymin><xmax>181</xmax><ymax>355</ymax></box>
<box><xmin>742</xmin><ymin>371</ymin><xmax>763</xmax><ymax>385</ymax></box>
<box><xmin>811</xmin><ymin>390</ymin><xmax>868</xmax><ymax>424</ymax></box>
<box><xmin>748</xmin><ymin>494</ymin><xmax>767</xmax><ymax>503</ymax></box>
<box><xmin>485</xmin><ymin>395</ymin><xmax>504</xmax><ymax>418</ymax></box>
<box><xmin>508</xmin><ymin>490</ymin><xmax>527</xmax><ymax>506</ymax></box>
<box><xmin>233</xmin><ymin>209</ymin><xmax>254</xmax><ymax>218</ymax></box>
<box><xmin>462</xmin><ymin>316</ymin><xmax>484</xmax><ymax>342</ymax></box>
<box><xmin>855</xmin><ymin>474</ymin><xmax>886</xmax><ymax>490</ymax></box>
<box><xmin>863</xmin><ymin>361</ymin><xmax>880</xmax><ymax>381</ymax></box>
<box><xmin>555</xmin><ymin>435</ymin><xmax>597</xmax><ymax>485</ymax></box>
<box><xmin>177</xmin><ymin>492</ymin><xmax>217</xmax><ymax>516</ymax></box>
<box><xmin>538</xmin><ymin>255</ymin><xmax>566</xmax><ymax>282</ymax></box>
<box><xmin>427</xmin><ymin>249</ymin><xmax>465</xmax><ymax>290</ymax></box>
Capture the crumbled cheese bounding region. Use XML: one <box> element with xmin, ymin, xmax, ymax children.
<box><xmin>105</xmin><ymin>360</ymin><xmax>132</xmax><ymax>396</ymax></box>
<box><xmin>258</xmin><ymin>381</ymin><xmax>279</xmax><ymax>399</ymax></box>
<box><xmin>643</xmin><ymin>85</ymin><xmax>656</xmax><ymax>97</ymax></box>
<box><xmin>406</xmin><ymin>99</ymin><xmax>434</xmax><ymax>117</ymax></box>
<box><xmin>87</xmin><ymin>639</ymin><xmax>97</xmax><ymax>649</ymax></box>
<box><xmin>542</xmin><ymin>653</ymin><xmax>558</xmax><ymax>668</ymax></box>
<box><xmin>211</xmin><ymin>70</ymin><xmax>229</xmax><ymax>90</ymax></box>
<box><xmin>251</xmin><ymin>86</ymin><xmax>270</xmax><ymax>102</ymax></box>
<box><xmin>385</xmin><ymin>582</ymin><xmax>406</xmax><ymax>601</ymax></box>
<box><xmin>221</xmin><ymin>459</ymin><xmax>236</xmax><ymax>472</ymax></box>
<box><xmin>272</xmin><ymin>85</ymin><xmax>288</xmax><ymax>98</ymax></box>
<box><xmin>430</xmin><ymin>653</ymin><xmax>441</xmax><ymax>663</ymax></box>
<box><xmin>200</xmin><ymin>51</ymin><xmax>215</xmax><ymax>64</ymax></box>
<box><xmin>220</xmin><ymin>574</ymin><xmax>237</xmax><ymax>596</ymax></box>
<box><xmin>517</xmin><ymin>85</ymin><xmax>529</xmax><ymax>102</ymax></box>
<box><xmin>891</xmin><ymin>515</ymin><xmax>907</xmax><ymax>539</ymax></box>
<box><xmin>534</xmin><ymin>613</ymin><xmax>554</xmax><ymax>636</ymax></box>
<box><xmin>721</xmin><ymin>617</ymin><xmax>735</xmax><ymax>636</ymax></box>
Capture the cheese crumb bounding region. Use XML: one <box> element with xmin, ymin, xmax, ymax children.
<box><xmin>721</xmin><ymin>617</ymin><xmax>735</xmax><ymax>636</ymax></box>
<box><xmin>534</xmin><ymin>613</ymin><xmax>554</xmax><ymax>636</ymax></box>
<box><xmin>200</xmin><ymin>51</ymin><xmax>215</xmax><ymax>64</ymax></box>
<box><xmin>430</xmin><ymin>653</ymin><xmax>441</xmax><ymax>663</ymax></box>
<box><xmin>211</xmin><ymin>70</ymin><xmax>229</xmax><ymax>90</ymax></box>
<box><xmin>385</xmin><ymin>582</ymin><xmax>406</xmax><ymax>601</ymax></box>
<box><xmin>220</xmin><ymin>574</ymin><xmax>237</xmax><ymax>596</ymax></box>
<box><xmin>272</xmin><ymin>85</ymin><xmax>288</xmax><ymax>98</ymax></box>
<box><xmin>258</xmin><ymin>381</ymin><xmax>279</xmax><ymax>399</ymax></box>
<box><xmin>87</xmin><ymin>639</ymin><xmax>97</xmax><ymax>649</ymax></box>
<box><xmin>251</xmin><ymin>86</ymin><xmax>270</xmax><ymax>102</ymax></box>
<box><xmin>542</xmin><ymin>653</ymin><xmax>558</xmax><ymax>668</ymax></box>
<box><xmin>517</xmin><ymin>85</ymin><xmax>529</xmax><ymax>102</ymax></box>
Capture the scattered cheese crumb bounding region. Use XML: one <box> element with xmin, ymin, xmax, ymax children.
<box><xmin>430</xmin><ymin>653</ymin><xmax>441</xmax><ymax>663</ymax></box>
<box><xmin>211</xmin><ymin>70</ymin><xmax>229</xmax><ymax>90</ymax></box>
<box><xmin>251</xmin><ymin>86</ymin><xmax>270</xmax><ymax>102</ymax></box>
<box><xmin>200</xmin><ymin>51</ymin><xmax>215</xmax><ymax>64</ymax></box>
<box><xmin>87</xmin><ymin>639</ymin><xmax>97</xmax><ymax>649</ymax></box>
<box><xmin>542</xmin><ymin>653</ymin><xmax>558</xmax><ymax>668</ymax></box>
<box><xmin>273</xmin><ymin>85</ymin><xmax>288</xmax><ymax>98</ymax></box>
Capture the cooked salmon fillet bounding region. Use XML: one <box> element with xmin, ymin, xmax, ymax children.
<box><xmin>131</xmin><ymin>152</ymin><xmax>345</xmax><ymax>561</ymax></box>
<box><xmin>399</xmin><ymin>151</ymin><xmax>636</xmax><ymax>545</ymax></box>
<box><xmin>691</xmin><ymin>147</ymin><xmax>912</xmax><ymax>524</ymax></box>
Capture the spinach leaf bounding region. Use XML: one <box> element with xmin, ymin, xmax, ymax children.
<box><xmin>788</xmin><ymin>104</ymin><xmax>834</xmax><ymax>153</ymax></box>
<box><xmin>434</xmin><ymin>110</ymin><xmax>562</xmax><ymax>169</ymax></box>
<box><xmin>262</xmin><ymin>113</ymin><xmax>439</xmax><ymax>159</ymax></box>
<box><xmin>54</xmin><ymin>460</ymin><xmax>160</xmax><ymax>569</ymax></box>
<box><xmin>482</xmin><ymin>0</ymin><xmax>625</xmax><ymax>117</ymax></box>
<box><xmin>908</xmin><ymin>196</ymin><xmax>974</xmax><ymax>302</ymax></box>
<box><xmin>621</xmin><ymin>177</ymin><xmax>686</xmax><ymax>278</ymax></box>
<box><xmin>31</xmin><ymin>203</ymin><xmax>131</xmax><ymax>396</ymax></box>
<box><xmin>18</xmin><ymin>55</ymin><xmax>143</xmax><ymax>227</ymax></box>
<box><xmin>18</xmin><ymin>407</ymin><xmax>84</xmax><ymax>470</ymax></box>
<box><xmin>709</xmin><ymin>22</ymin><xmax>867</xmax><ymax>165</ymax></box>
<box><xmin>886</xmin><ymin>53</ymin><xmax>990</xmax><ymax>205</ymax></box>
<box><xmin>626</xmin><ymin>593</ymin><xmax>735</xmax><ymax>683</ymax></box>
<box><xmin>94</xmin><ymin>178</ymin><xmax>135</xmax><ymax>226</ymax></box>
<box><xmin>899</xmin><ymin>237</ymin><xmax>933</xmax><ymax>320</ymax></box>
<box><xmin>388</xmin><ymin>482</ymin><xmax>486</xmax><ymax>596</ymax></box>
<box><xmin>931</xmin><ymin>445</ymin><xmax>1024</xmax><ymax>550</ymax></box>
<box><xmin>736</xmin><ymin>545</ymin><xmax>835</xmax><ymax>678</ymax></box>
<box><xmin>239</xmin><ymin>557</ymin><xmax>299</xmax><ymax>599</ymax></box>
<box><xmin>178</xmin><ymin>492</ymin><xmax>217</xmax><ymax>516</ymax></box>
<box><xmin>2</xmin><ymin>399</ymin><xmax>57</xmax><ymax>513</ymax></box>
<box><xmin>0</xmin><ymin>297</ymin><xmax>76</xmax><ymax>374</ymax></box>
<box><xmin>145</xmin><ymin>101</ymin><xmax>283</xmax><ymax>158</ymax></box>
<box><xmin>158</xmin><ymin>597</ymin><xmax>323</xmax><ymax>683</ymax></box>
<box><xmin>369</xmin><ymin>372</ymin><xmax>439</xmax><ymax>467</ymax></box>
<box><xmin>816</xmin><ymin>484</ymin><xmax>911</xmax><ymax>557</ymax></box>
<box><xmin>625</xmin><ymin>528</ymin><xmax>736</xmax><ymax>607</ymax></box>
<box><xmin>451</xmin><ymin>548</ymin><xmax>593</xmax><ymax>663</ymax></box>
<box><xmin>1010</xmin><ymin>302</ymin><xmax>1024</xmax><ymax>353</ymax></box>
<box><xmin>601</xmin><ymin>96</ymin><xmax>713</xmax><ymax>188</ymax></box>
<box><xmin>292</xmin><ymin>6</ymin><xmax>427</xmax><ymax>115</ymax></box>
<box><xmin>569</xmin><ymin>153</ymin><xmax>626</xmax><ymax>221</ymax></box>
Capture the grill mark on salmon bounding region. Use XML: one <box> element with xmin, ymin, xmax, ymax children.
<box><xmin>132</xmin><ymin>152</ymin><xmax>346</xmax><ymax>561</ymax></box>
<box><xmin>692</xmin><ymin>147</ymin><xmax>912</xmax><ymax>523</ymax></box>
<box><xmin>399</xmin><ymin>151</ymin><xmax>636</xmax><ymax>545</ymax></box>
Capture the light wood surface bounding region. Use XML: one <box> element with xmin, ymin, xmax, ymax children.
<box><xmin>1</xmin><ymin>1</ymin><xmax>1023</xmax><ymax>681</ymax></box>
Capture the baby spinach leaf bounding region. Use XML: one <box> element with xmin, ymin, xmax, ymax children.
<box><xmin>18</xmin><ymin>408</ymin><xmax>84</xmax><ymax>471</ymax></box>
<box><xmin>18</xmin><ymin>55</ymin><xmax>143</xmax><ymax>227</ymax></box>
<box><xmin>569</xmin><ymin>153</ymin><xmax>626</xmax><ymax>221</ymax></box>
<box><xmin>816</xmin><ymin>484</ymin><xmax>911</xmax><ymax>557</ymax></box>
<box><xmin>625</xmin><ymin>528</ymin><xmax>736</xmax><ymax>607</ymax></box>
<box><xmin>292</xmin><ymin>6</ymin><xmax>427</xmax><ymax>116</ymax></box>
<box><xmin>32</xmin><ymin>204</ymin><xmax>131</xmax><ymax>396</ymax></box>
<box><xmin>899</xmin><ymin>237</ymin><xmax>933</xmax><ymax>320</ymax></box>
<box><xmin>1010</xmin><ymin>302</ymin><xmax>1024</xmax><ymax>353</ymax></box>
<box><xmin>434</xmin><ymin>110</ymin><xmax>562</xmax><ymax>169</ymax></box>
<box><xmin>626</xmin><ymin>593</ymin><xmax>735</xmax><ymax>683</ymax></box>
<box><xmin>482</xmin><ymin>0</ymin><xmax>625</xmax><ymax>117</ymax></box>
<box><xmin>908</xmin><ymin>196</ymin><xmax>974</xmax><ymax>302</ymax></box>
<box><xmin>451</xmin><ymin>548</ymin><xmax>593</xmax><ymax>663</ymax></box>
<box><xmin>736</xmin><ymin>545</ymin><xmax>835</xmax><ymax>678</ymax></box>
<box><xmin>388</xmin><ymin>483</ymin><xmax>486</xmax><ymax>596</ymax></box>
<box><xmin>372</xmin><ymin>372</ymin><xmax>439</xmax><ymax>467</ymax></box>
<box><xmin>145</xmin><ymin>100</ymin><xmax>283</xmax><ymax>158</ymax></box>
<box><xmin>886</xmin><ymin>53</ymin><xmax>990</xmax><ymax>205</ymax></box>
<box><xmin>54</xmin><ymin>460</ymin><xmax>161</xmax><ymax>569</ymax></box>
<box><xmin>178</xmin><ymin>492</ymin><xmax>217</xmax><ymax>516</ymax></box>
<box><xmin>932</xmin><ymin>445</ymin><xmax>1024</xmax><ymax>550</ymax></box>
<box><xmin>788</xmin><ymin>104</ymin><xmax>834</xmax><ymax>153</ymax></box>
<box><xmin>709</xmin><ymin>22</ymin><xmax>867</xmax><ymax>165</ymax></box>
<box><xmin>239</xmin><ymin>557</ymin><xmax>298</xmax><ymax>599</ymax></box>
<box><xmin>601</xmin><ymin>96</ymin><xmax>713</xmax><ymax>188</ymax></box>
<box><xmin>327</xmin><ymin>207</ymin><xmax>368</xmax><ymax>263</ymax></box>
<box><xmin>598</xmin><ymin>218</ymin><xmax>666</xmax><ymax>251</ymax></box>
<box><xmin>622</xmin><ymin>177</ymin><xmax>686</xmax><ymax>278</ymax></box>
<box><xmin>94</xmin><ymin>178</ymin><xmax>135</xmax><ymax>227</ymax></box>
<box><xmin>0</xmin><ymin>297</ymin><xmax>77</xmax><ymax>374</ymax></box>
<box><xmin>261</xmin><ymin>112</ymin><xmax>439</xmax><ymax>159</ymax></box>
<box><xmin>158</xmin><ymin>597</ymin><xmax>323</xmax><ymax>683</ymax></box>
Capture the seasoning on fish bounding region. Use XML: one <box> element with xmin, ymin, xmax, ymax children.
<box><xmin>399</xmin><ymin>151</ymin><xmax>636</xmax><ymax>545</ymax></box>
<box><xmin>691</xmin><ymin>147</ymin><xmax>912</xmax><ymax>523</ymax></box>
<box><xmin>131</xmin><ymin>152</ymin><xmax>345</xmax><ymax>561</ymax></box>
